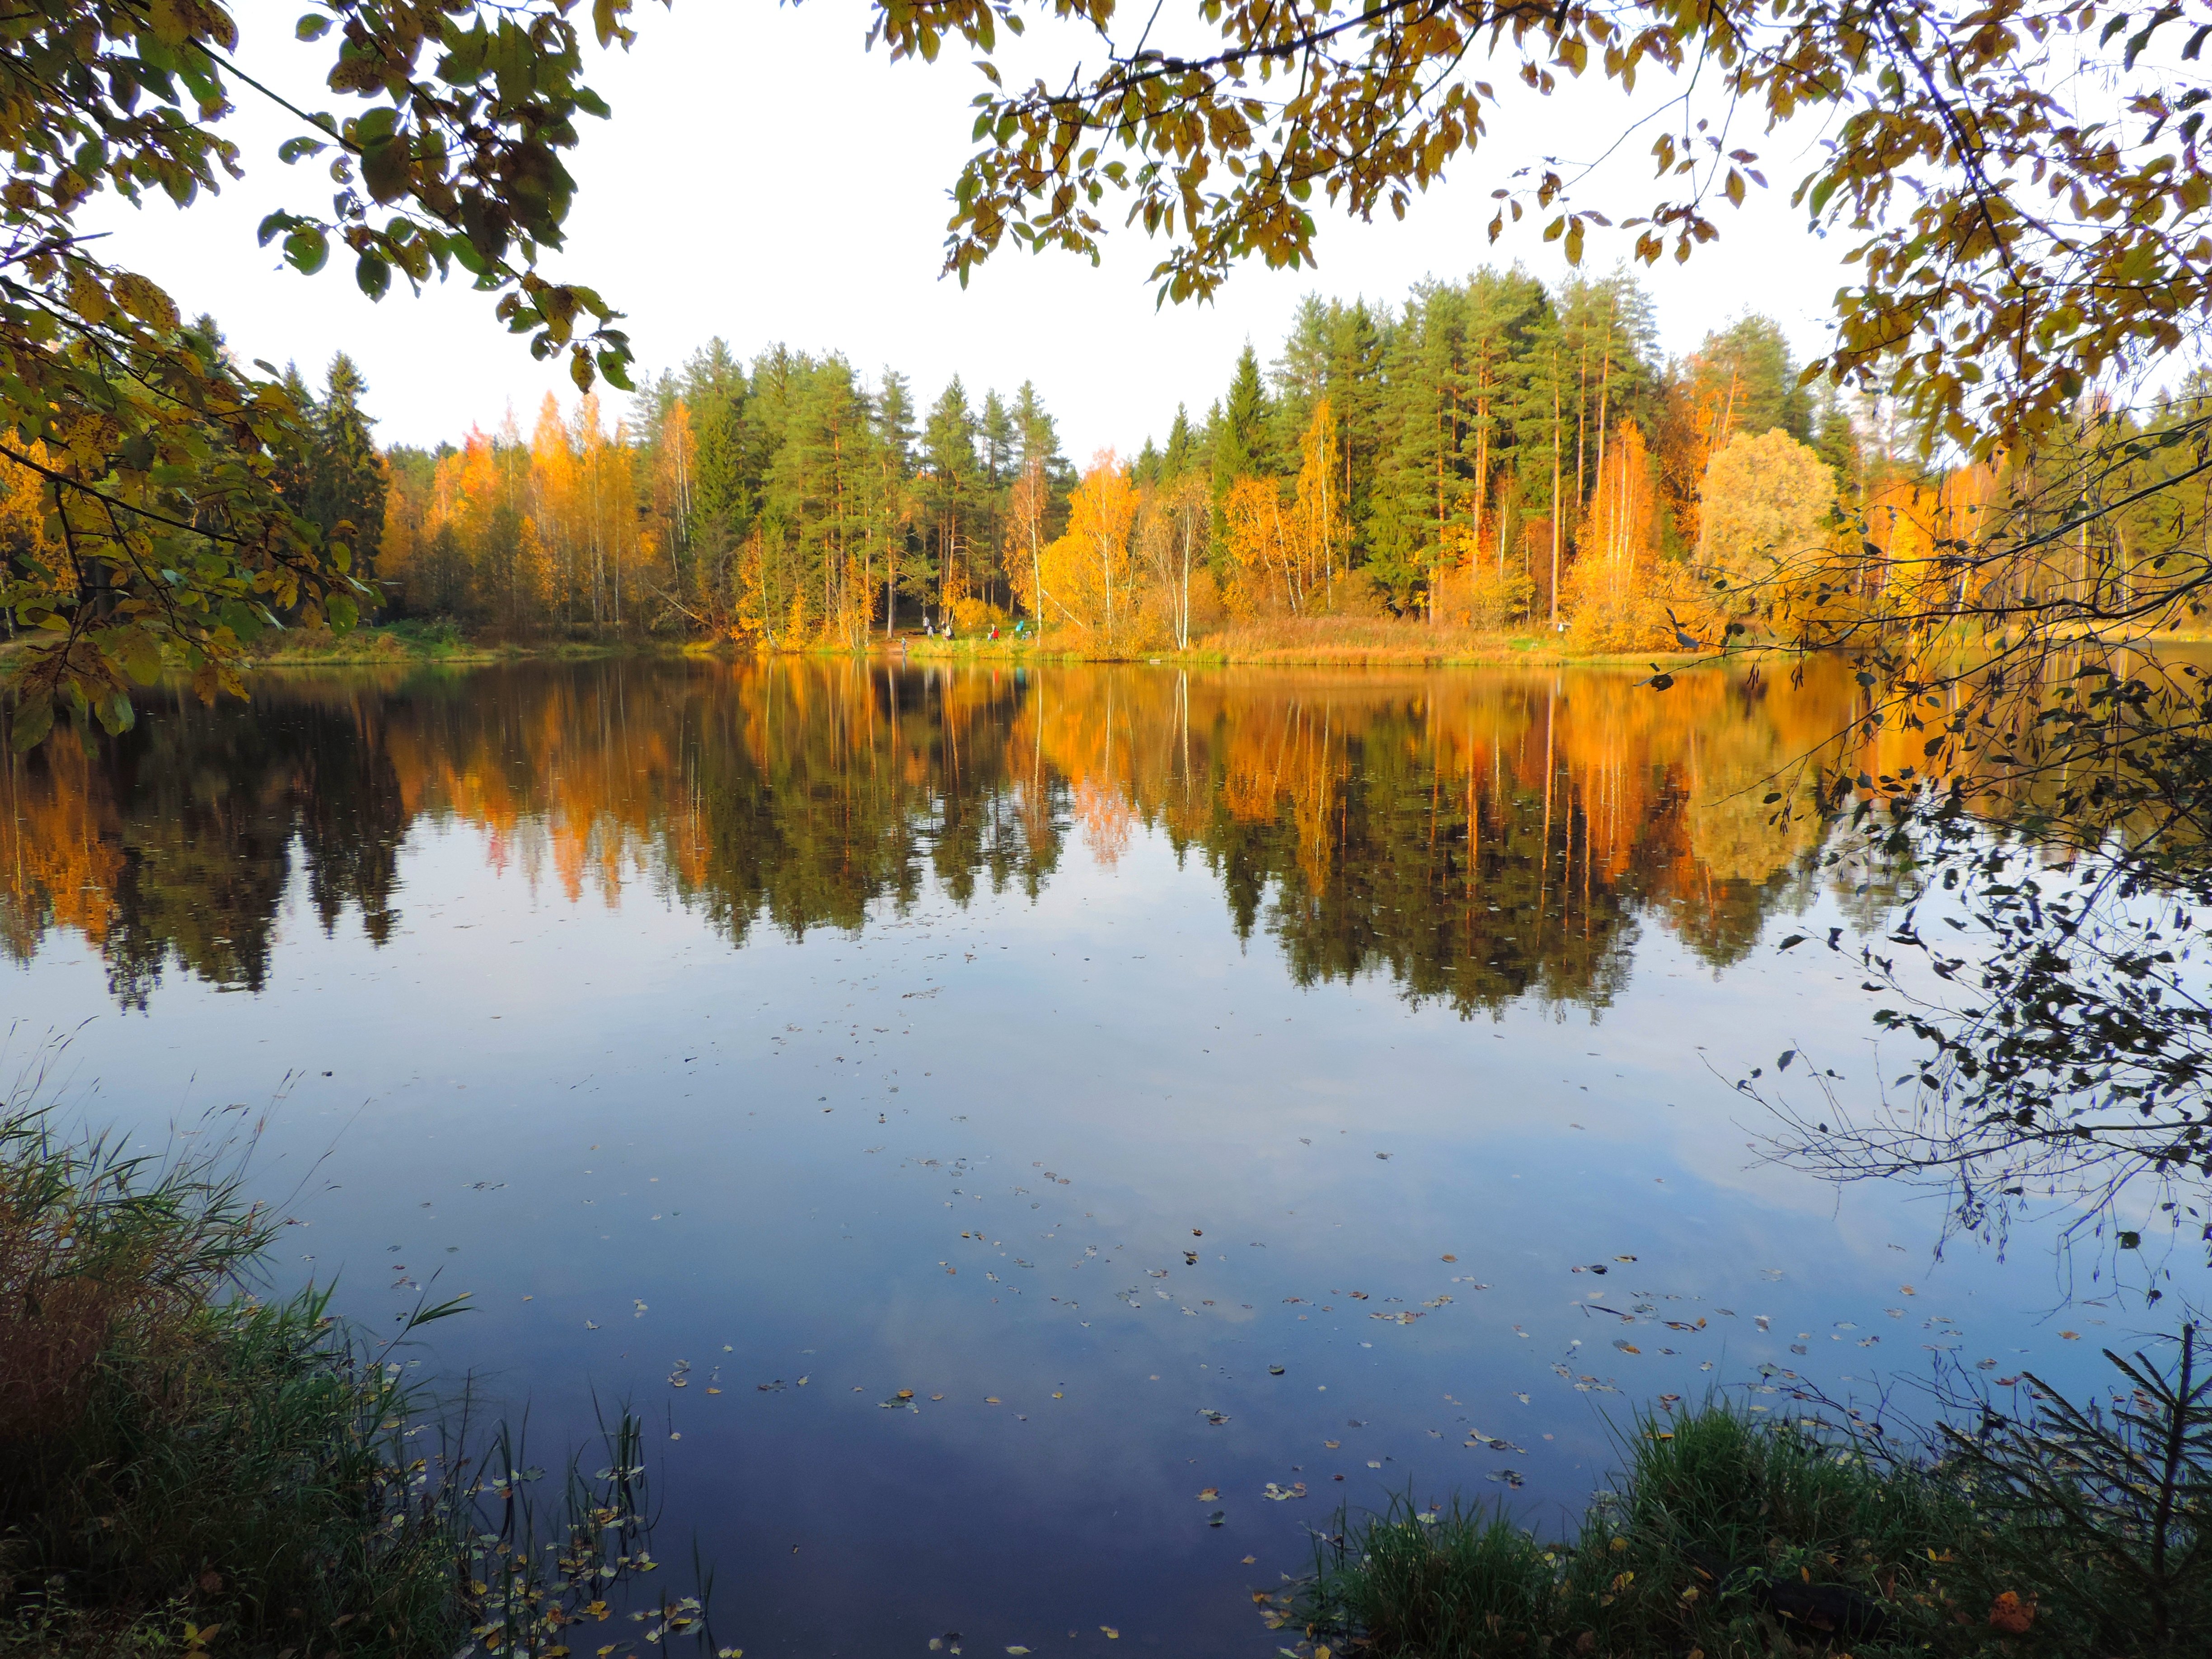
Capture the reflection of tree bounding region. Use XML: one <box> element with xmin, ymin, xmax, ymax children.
<box><xmin>2</xmin><ymin>658</ymin><xmax>1863</xmax><ymax>1017</ymax></box>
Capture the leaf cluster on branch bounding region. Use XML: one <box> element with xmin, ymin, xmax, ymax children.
<box><xmin>876</xmin><ymin>0</ymin><xmax>2212</xmax><ymax>459</ymax></box>
<box><xmin>0</xmin><ymin>0</ymin><xmax>638</xmax><ymax>747</ymax></box>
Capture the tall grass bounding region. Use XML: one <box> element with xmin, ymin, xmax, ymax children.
<box><xmin>0</xmin><ymin>1076</ymin><xmax>719</xmax><ymax>1659</ymax></box>
<box><xmin>1287</xmin><ymin>1346</ymin><xmax>2211</xmax><ymax>1658</ymax></box>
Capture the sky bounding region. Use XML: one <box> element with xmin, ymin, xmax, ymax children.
<box><xmin>84</xmin><ymin>2</ymin><xmax>1858</xmax><ymax>457</ymax></box>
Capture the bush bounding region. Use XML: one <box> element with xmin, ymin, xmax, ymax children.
<box><xmin>1287</xmin><ymin>1340</ymin><xmax>2211</xmax><ymax>1658</ymax></box>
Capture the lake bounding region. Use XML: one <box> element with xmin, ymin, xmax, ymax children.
<box><xmin>0</xmin><ymin>658</ymin><xmax>2131</xmax><ymax>1656</ymax></box>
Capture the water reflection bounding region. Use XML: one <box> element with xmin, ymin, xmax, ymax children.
<box><xmin>3</xmin><ymin>658</ymin><xmax>2151</xmax><ymax>1657</ymax></box>
<box><xmin>2</xmin><ymin>660</ymin><xmax>1876</xmax><ymax>1013</ymax></box>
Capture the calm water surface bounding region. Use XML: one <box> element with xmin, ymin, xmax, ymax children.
<box><xmin>0</xmin><ymin>660</ymin><xmax>2131</xmax><ymax>1655</ymax></box>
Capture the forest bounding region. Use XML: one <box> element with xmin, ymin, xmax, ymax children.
<box><xmin>350</xmin><ymin>265</ymin><xmax>2212</xmax><ymax>658</ymax></box>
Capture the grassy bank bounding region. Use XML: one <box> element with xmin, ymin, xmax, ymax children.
<box><xmin>1279</xmin><ymin>1348</ymin><xmax>2211</xmax><ymax>1658</ymax></box>
<box><xmin>247</xmin><ymin>619</ymin><xmax>592</xmax><ymax>666</ymax></box>
<box><xmin>254</xmin><ymin>613</ymin><xmax>1697</xmax><ymax>670</ymax></box>
<box><xmin>0</xmin><ymin>1092</ymin><xmax>713</xmax><ymax>1659</ymax></box>
<box><xmin>872</xmin><ymin>615</ymin><xmax>1697</xmax><ymax>668</ymax></box>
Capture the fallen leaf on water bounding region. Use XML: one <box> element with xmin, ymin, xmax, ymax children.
<box><xmin>2061</xmin><ymin>1331</ymin><xmax>2081</xmax><ymax>1340</ymax></box>
<box><xmin>1441</xmin><ymin>1254</ymin><xmax>1457</xmax><ymax>1262</ymax></box>
<box><xmin>1241</xmin><ymin>1556</ymin><xmax>1256</xmax><ymax>1565</ymax></box>
<box><xmin>1323</xmin><ymin>1440</ymin><xmax>1340</xmax><ymax>1449</ymax></box>
<box><xmin>985</xmin><ymin>1397</ymin><xmax>1001</xmax><ymax>1405</ymax></box>
<box><xmin>1100</xmin><ymin>1626</ymin><xmax>1119</xmax><ymax>1640</ymax></box>
<box><xmin>1008</xmin><ymin>1648</ymin><xmax>1032</xmax><ymax>1655</ymax></box>
<box><xmin>1198</xmin><ymin>1488</ymin><xmax>1220</xmax><ymax>1501</ymax></box>
<box><xmin>1613</xmin><ymin>1340</ymin><xmax>1641</xmax><ymax>1354</ymax></box>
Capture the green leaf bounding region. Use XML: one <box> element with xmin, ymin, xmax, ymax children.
<box><xmin>361</xmin><ymin>136</ymin><xmax>410</xmax><ymax>204</ymax></box>
<box><xmin>10</xmin><ymin>695</ymin><xmax>53</xmax><ymax>752</ymax></box>
<box><xmin>95</xmin><ymin>690</ymin><xmax>136</xmax><ymax>736</ymax></box>
<box><xmin>355</xmin><ymin>253</ymin><xmax>391</xmax><ymax>300</ymax></box>
<box><xmin>282</xmin><ymin>226</ymin><xmax>329</xmax><ymax>275</ymax></box>
<box><xmin>296</xmin><ymin>13</ymin><xmax>332</xmax><ymax>41</ymax></box>
<box><xmin>326</xmin><ymin>592</ymin><xmax>359</xmax><ymax>632</ymax></box>
<box><xmin>117</xmin><ymin>628</ymin><xmax>165</xmax><ymax>685</ymax></box>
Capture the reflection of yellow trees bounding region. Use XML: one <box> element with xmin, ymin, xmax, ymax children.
<box><xmin>0</xmin><ymin>737</ymin><xmax>122</xmax><ymax>962</ymax></box>
<box><xmin>5</xmin><ymin>661</ymin><xmax>1873</xmax><ymax>1013</ymax></box>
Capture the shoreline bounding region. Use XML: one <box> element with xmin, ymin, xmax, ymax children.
<box><xmin>48</xmin><ymin>619</ymin><xmax>2210</xmax><ymax>676</ymax></box>
<box><xmin>240</xmin><ymin>621</ymin><xmax>1708</xmax><ymax>673</ymax></box>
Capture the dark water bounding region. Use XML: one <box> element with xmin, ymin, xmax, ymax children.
<box><xmin>0</xmin><ymin>660</ymin><xmax>2129</xmax><ymax>1655</ymax></box>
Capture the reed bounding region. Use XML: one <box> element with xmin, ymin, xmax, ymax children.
<box><xmin>0</xmin><ymin>1080</ymin><xmax>716</xmax><ymax>1659</ymax></box>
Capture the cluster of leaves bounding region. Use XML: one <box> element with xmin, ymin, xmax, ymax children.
<box><xmin>885</xmin><ymin>1</ymin><xmax>2212</xmax><ymax>458</ymax></box>
<box><xmin>0</xmin><ymin>1</ymin><xmax>638</xmax><ymax>749</ymax></box>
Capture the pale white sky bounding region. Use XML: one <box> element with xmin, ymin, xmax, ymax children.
<box><xmin>86</xmin><ymin>2</ymin><xmax>1854</xmax><ymax>456</ymax></box>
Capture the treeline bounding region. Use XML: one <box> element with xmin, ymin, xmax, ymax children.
<box><xmin>366</xmin><ymin>268</ymin><xmax>2212</xmax><ymax>652</ymax></box>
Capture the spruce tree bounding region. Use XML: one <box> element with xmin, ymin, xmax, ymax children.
<box><xmin>1163</xmin><ymin>405</ymin><xmax>1196</xmax><ymax>479</ymax></box>
<box><xmin>979</xmin><ymin>390</ymin><xmax>1016</xmax><ymax>486</ymax></box>
<box><xmin>1011</xmin><ymin>381</ymin><xmax>1064</xmax><ymax>480</ymax></box>
<box><xmin>272</xmin><ymin>359</ymin><xmax>317</xmax><ymax>519</ymax></box>
<box><xmin>309</xmin><ymin>353</ymin><xmax>387</xmax><ymax>580</ymax></box>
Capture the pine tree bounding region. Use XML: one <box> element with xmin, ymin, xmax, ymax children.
<box><xmin>922</xmin><ymin>378</ymin><xmax>979</xmax><ymax>618</ymax></box>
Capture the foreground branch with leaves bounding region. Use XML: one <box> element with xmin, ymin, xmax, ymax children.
<box><xmin>0</xmin><ymin>0</ymin><xmax>641</xmax><ymax>749</ymax></box>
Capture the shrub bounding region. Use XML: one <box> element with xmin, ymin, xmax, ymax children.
<box><xmin>1289</xmin><ymin>1338</ymin><xmax>2210</xmax><ymax>1658</ymax></box>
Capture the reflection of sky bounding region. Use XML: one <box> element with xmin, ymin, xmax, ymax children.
<box><xmin>1</xmin><ymin>810</ymin><xmax>2147</xmax><ymax>1656</ymax></box>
